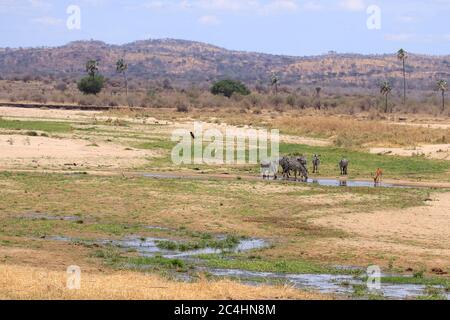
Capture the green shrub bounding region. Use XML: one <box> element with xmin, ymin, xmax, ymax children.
<box><xmin>77</xmin><ymin>75</ymin><xmax>105</xmax><ymax>95</ymax></box>
<box><xmin>211</xmin><ymin>80</ymin><xmax>250</xmax><ymax>98</ymax></box>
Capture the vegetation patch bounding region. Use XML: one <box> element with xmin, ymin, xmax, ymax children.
<box><xmin>199</xmin><ymin>255</ymin><xmax>353</xmax><ymax>275</ymax></box>
<box><xmin>0</xmin><ymin>119</ymin><xmax>72</xmax><ymax>133</ymax></box>
<box><xmin>156</xmin><ymin>235</ymin><xmax>241</xmax><ymax>252</ymax></box>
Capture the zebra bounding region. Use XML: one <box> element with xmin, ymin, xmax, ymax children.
<box><xmin>312</xmin><ymin>154</ymin><xmax>321</xmax><ymax>174</ymax></box>
<box><xmin>288</xmin><ymin>157</ymin><xmax>308</xmax><ymax>182</ymax></box>
<box><xmin>297</xmin><ymin>155</ymin><xmax>307</xmax><ymax>167</ymax></box>
<box><xmin>339</xmin><ymin>158</ymin><xmax>349</xmax><ymax>176</ymax></box>
<box><xmin>279</xmin><ymin>156</ymin><xmax>291</xmax><ymax>180</ymax></box>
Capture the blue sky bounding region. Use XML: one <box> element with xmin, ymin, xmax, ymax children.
<box><xmin>1</xmin><ymin>0</ymin><xmax>450</xmax><ymax>56</ymax></box>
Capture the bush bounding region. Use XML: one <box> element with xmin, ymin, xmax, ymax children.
<box><xmin>211</xmin><ymin>80</ymin><xmax>250</xmax><ymax>98</ymax></box>
<box><xmin>77</xmin><ymin>75</ymin><xmax>105</xmax><ymax>95</ymax></box>
<box><xmin>55</xmin><ymin>83</ymin><xmax>67</xmax><ymax>92</ymax></box>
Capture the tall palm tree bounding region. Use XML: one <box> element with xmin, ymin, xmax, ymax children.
<box><xmin>380</xmin><ymin>81</ymin><xmax>392</xmax><ymax>113</ymax></box>
<box><xmin>315</xmin><ymin>87</ymin><xmax>322</xmax><ymax>110</ymax></box>
<box><xmin>271</xmin><ymin>73</ymin><xmax>279</xmax><ymax>95</ymax></box>
<box><xmin>436</xmin><ymin>79</ymin><xmax>448</xmax><ymax>113</ymax></box>
<box><xmin>85</xmin><ymin>60</ymin><xmax>98</xmax><ymax>78</ymax></box>
<box><xmin>397</xmin><ymin>49</ymin><xmax>408</xmax><ymax>105</ymax></box>
<box><xmin>116</xmin><ymin>58</ymin><xmax>129</xmax><ymax>96</ymax></box>
<box><xmin>315</xmin><ymin>87</ymin><xmax>322</xmax><ymax>97</ymax></box>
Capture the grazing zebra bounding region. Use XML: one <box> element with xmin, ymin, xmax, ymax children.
<box><xmin>339</xmin><ymin>158</ymin><xmax>349</xmax><ymax>175</ymax></box>
<box><xmin>312</xmin><ymin>154</ymin><xmax>321</xmax><ymax>174</ymax></box>
<box><xmin>288</xmin><ymin>157</ymin><xmax>308</xmax><ymax>182</ymax></box>
<box><xmin>298</xmin><ymin>155</ymin><xmax>307</xmax><ymax>167</ymax></box>
<box><xmin>279</xmin><ymin>156</ymin><xmax>291</xmax><ymax>179</ymax></box>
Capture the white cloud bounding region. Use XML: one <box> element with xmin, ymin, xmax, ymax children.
<box><xmin>260</xmin><ymin>0</ymin><xmax>298</xmax><ymax>14</ymax></box>
<box><xmin>165</xmin><ymin>0</ymin><xmax>299</xmax><ymax>15</ymax></box>
<box><xmin>0</xmin><ymin>0</ymin><xmax>51</xmax><ymax>13</ymax></box>
<box><xmin>198</xmin><ymin>15</ymin><xmax>220</xmax><ymax>25</ymax></box>
<box><xmin>143</xmin><ymin>1</ymin><xmax>166</xmax><ymax>10</ymax></box>
<box><xmin>32</xmin><ymin>16</ymin><xmax>64</xmax><ymax>26</ymax></box>
<box><xmin>189</xmin><ymin>0</ymin><xmax>259</xmax><ymax>11</ymax></box>
<box><xmin>339</xmin><ymin>0</ymin><xmax>365</xmax><ymax>11</ymax></box>
<box><xmin>398</xmin><ymin>15</ymin><xmax>415</xmax><ymax>23</ymax></box>
<box><xmin>303</xmin><ymin>1</ymin><xmax>324</xmax><ymax>11</ymax></box>
<box><xmin>384</xmin><ymin>34</ymin><xmax>415</xmax><ymax>42</ymax></box>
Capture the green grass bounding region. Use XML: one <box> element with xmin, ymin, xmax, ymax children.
<box><xmin>378</xmin><ymin>276</ymin><xmax>450</xmax><ymax>288</ymax></box>
<box><xmin>417</xmin><ymin>286</ymin><xmax>448</xmax><ymax>300</ymax></box>
<box><xmin>139</xmin><ymin>138</ymin><xmax>450</xmax><ymax>182</ymax></box>
<box><xmin>199</xmin><ymin>255</ymin><xmax>356</xmax><ymax>275</ymax></box>
<box><xmin>0</xmin><ymin>119</ymin><xmax>72</xmax><ymax>133</ymax></box>
<box><xmin>123</xmin><ymin>255</ymin><xmax>186</xmax><ymax>270</ymax></box>
<box><xmin>93</xmin><ymin>248</ymin><xmax>188</xmax><ymax>272</ymax></box>
<box><xmin>279</xmin><ymin>143</ymin><xmax>450</xmax><ymax>181</ymax></box>
<box><xmin>156</xmin><ymin>235</ymin><xmax>241</xmax><ymax>252</ymax></box>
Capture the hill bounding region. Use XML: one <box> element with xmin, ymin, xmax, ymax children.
<box><xmin>1</xmin><ymin>38</ymin><xmax>449</xmax><ymax>92</ymax></box>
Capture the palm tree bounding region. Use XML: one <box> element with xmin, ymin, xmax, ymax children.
<box><xmin>397</xmin><ymin>49</ymin><xmax>408</xmax><ymax>105</ymax></box>
<box><xmin>436</xmin><ymin>80</ymin><xmax>448</xmax><ymax>113</ymax></box>
<box><xmin>116</xmin><ymin>58</ymin><xmax>129</xmax><ymax>96</ymax></box>
<box><xmin>380</xmin><ymin>81</ymin><xmax>392</xmax><ymax>113</ymax></box>
<box><xmin>315</xmin><ymin>87</ymin><xmax>322</xmax><ymax>110</ymax></box>
<box><xmin>85</xmin><ymin>60</ymin><xmax>98</xmax><ymax>78</ymax></box>
<box><xmin>271</xmin><ymin>73</ymin><xmax>279</xmax><ymax>95</ymax></box>
<box><xmin>315</xmin><ymin>87</ymin><xmax>322</xmax><ymax>97</ymax></box>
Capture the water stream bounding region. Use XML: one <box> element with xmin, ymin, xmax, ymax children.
<box><xmin>47</xmin><ymin>235</ymin><xmax>448</xmax><ymax>300</ymax></box>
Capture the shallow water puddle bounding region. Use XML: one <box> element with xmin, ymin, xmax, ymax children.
<box><xmin>167</xmin><ymin>239</ymin><xmax>267</xmax><ymax>258</ymax></box>
<box><xmin>307</xmin><ymin>178</ymin><xmax>399</xmax><ymax>188</ymax></box>
<box><xmin>142</xmin><ymin>172</ymin><xmax>418</xmax><ymax>189</ymax></box>
<box><xmin>21</xmin><ymin>214</ymin><xmax>82</xmax><ymax>221</ymax></box>
<box><xmin>48</xmin><ymin>235</ymin><xmax>268</xmax><ymax>258</ymax></box>
<box><xmin>207</xmin><ymin>269</ymin><xmax>450</xmax><ymax>300</ymax></box>
<box><xmin>47</xmin><ymin>235</ymin><xmax>447</xmax><ymax>299</ymax></box>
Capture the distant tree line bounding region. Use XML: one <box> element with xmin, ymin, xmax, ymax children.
<box><xmin>71</xmin><ymin>49</ymin><xmax>449</xmax><ymax>114</ymax></box>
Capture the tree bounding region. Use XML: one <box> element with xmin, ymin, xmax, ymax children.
<box><xmin>78</xmin><ymin>60</ymin><xmax>104</xmax><ymax>95</ymax></box>
<box><xmin>314</xmin><ymin>87</ymin><xmax>322</xmax><ymax>110</ymax></box>
<box><xmin>436</xmin><ymin>79</ymin><xmax>448</xmax><ymax>113</ymax></box>
<box><xmin>77</xmin><ymin>75</ymin><xmax>105</xmax><ymax>95</ymax></box>
<box><xmin>397</xmin><ymin>49</ymin><xmax>408</xmax><ymax>105</ymax></box>
<box><xmin>380</xmin><ymin>81</ymin><xmax>392</xmax><ymax>113</ymax></box>
<box><xmin>116</xmin><ymin>58</ymin><xmax>128</xmax><ymax>96</ymax></box>
<box><xmin>270</xmin><ymin>73</ymin><xmax>279</xmax><ymax>95</ymax></box>
<box><xmin>210</xmin><ymin>80</ymin><xmax>250</xmax><ymax>98</ymax></box>
<box><xmin>85</xmin><ymin>60</ymin><xmax>99</xmax><ymax>77</ymax></box>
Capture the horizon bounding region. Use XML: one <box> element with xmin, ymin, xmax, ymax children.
<box><xmin>1</xmin><ymin>1</ymin><xmax>450</xmax><ymax>56</ymax></box>
<box><xmin>2</xmin><ymin>37</ymin><xmax>450</xmax><ymax>58</ymax></box>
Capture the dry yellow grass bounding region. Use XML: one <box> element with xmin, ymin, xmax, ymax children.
<box><xmin>0</xmin><ymin>264</ymin><xmax>326</xmax><ymax>300</ymax></box>
<box><xmin>107</xmin><ymin>108</ymin><xmax>450</xmax><ymax>148</ymax></box>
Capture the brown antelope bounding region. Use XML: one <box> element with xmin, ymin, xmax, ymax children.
<box><xmin>374</xmin><ymin>168</ymin><xmax>383</xmax><ymax>184</ymax></box>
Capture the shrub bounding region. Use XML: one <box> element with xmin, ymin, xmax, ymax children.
<box><xmin>176</xmin><ymin>104</ymin><xmax>189</xmax><ymax>113</ymax></box>
<box><xmin>211</xmin><ymin>80</ymin><xmax>250</xmax><ymax>98</ymax></box>
<box><xmin>286</xmin><ymin>95</ymin><xmax>297</xmax><ymax>107</ymax></box>
<box><xmin>55</xmin><ymin>83</ymin><xmax>67</xmax><ymax>92</ymax></box>
<box><xmin>77</xmin><ymin>75</ymin><xmax>105</xmax><ymax>95</ymax></box>
<box><xmin>30</xmin><ymin>93</ymin><xmax>47</xmax><ymax>104</ymax></box>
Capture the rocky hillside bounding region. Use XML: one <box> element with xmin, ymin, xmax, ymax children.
<box><xmin>1</xmin><ymin>39</ymin><xmax>449</xmax><ymax>91</ymax></box>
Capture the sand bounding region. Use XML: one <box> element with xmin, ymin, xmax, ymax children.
<box><xmin>0</xmin><ymin>135</ymin><xmax>155</xmax><ymax>169</ymax></box>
